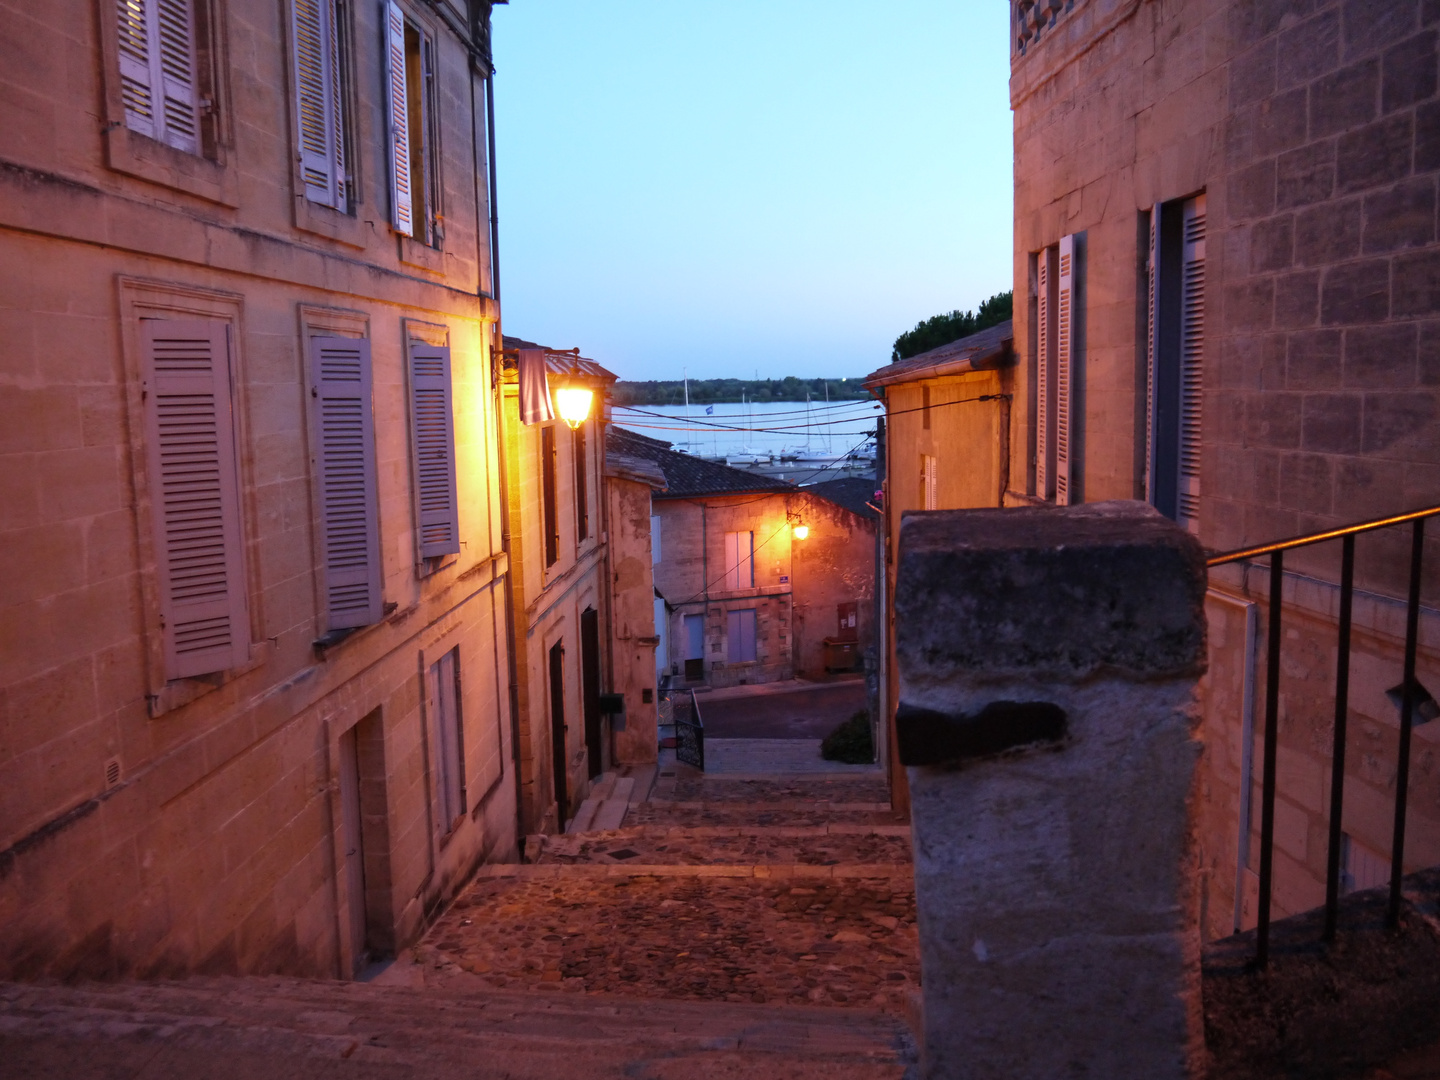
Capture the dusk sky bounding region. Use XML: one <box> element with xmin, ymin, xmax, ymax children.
<box><xmin>491</xmin><ymin>2</ymin><xmax>1014</xmax><ymax>381</ymax></box>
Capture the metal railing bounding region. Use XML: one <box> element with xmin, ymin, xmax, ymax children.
<box><xmin>1208</xmin><ymin>504</ymin><xmax>1440</xmax><ymax>967</ymax></box>
<box><xmin>659</xmin><ymin>685</ymin><xmax>704</xmax><ymax>771</ymax></box>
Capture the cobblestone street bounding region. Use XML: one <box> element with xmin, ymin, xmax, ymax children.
<box><xmin>398</xmin><ymin>768</ymin><xmax>921</xmax><ymax>1013</ymax></box>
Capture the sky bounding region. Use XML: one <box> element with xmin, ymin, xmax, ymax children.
<box><xmin>490</xmin><ymin>2</ymin><xmax>1014</xmax><ymax>381</ymax></box>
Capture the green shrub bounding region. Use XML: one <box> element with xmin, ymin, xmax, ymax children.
<box><xmin>821</xmin><ymin>710</ymin><xmax>875</xmax><ymax>764</ymax></box>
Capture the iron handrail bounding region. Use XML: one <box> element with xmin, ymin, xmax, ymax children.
<box><xmin>1207</xmin><ymin>504</ymin><xmax>1440</xmax><ymax>566</ymax></box>
<box><xmin>1207</xmin><ymin>504</ymin><xmax>1439</xmax><ymax>968</ymax></box>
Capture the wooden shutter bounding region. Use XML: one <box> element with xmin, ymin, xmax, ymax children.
<box><xmin>1055</xmin><ymin>233</ymin><xmax>1077</xmax><ymax>506</ymax></box>
<box><xmin>117</xmin><ymin>0</ymin><xmax>199</xmax><ymax>154</ymax></box>
<box><xmin>1145</xmin><ymin>205</ymin><xmax>1161</xmax><ymax>504</ymax></box>
<box><xmin>410</xmin><ymin>341</ymin><xmax>460</xmax><ymax>557</ymax></box>
<box><xmin>728</xmin><ymin>609</ymin><xmax>757</xmax><ymax>663</ymax></box>
<box><xmin>1177</xmin><ymin>194</ymin><xmax>1206</xmax><ymax>534</ymax></box>
<box><xmin>922</xmin><ymin>454</ymin><xmax>938</xmax><ymax>510</ymax></box>
<box><xmin>1036</xmin><ymin>246</ymin><xmax>1057</xmax><ymax>500</ymax></box>
<box><xmin>724</xmin><ymin>532</ymin><xmax>740</xmax><ymax>590</ymax></box>
<box><xmin>292</xmin><ymin>0</ymin><xmax>346</xmax><ymax>210</ymax></box>
<box><xmin>309</xmin><ymin>336</ymin><xmax>381</xmax><ymax>629</ymax></box>
<box><xmin>724</xmin><ymin>531</ymin><xmax>753</xmax><ymax>590</ymax></box>
<box><xmin>384</xmin><ymin>1</ymin><xmax>413</xmax><ymax>236</ymax></box>
<box><xmin>429</xmin><ymin>648</ymin><xmax>464</xmax><ymax>830</ymax></box>
<box><xmin>651</xmin><ymin>514</ymin><xmax>661</xmax><ymax>564</ymax></box>
<box><xmin>141</xmin><ymin>319</ymin><xmax>249</xmax><ymax>679</ymax></box>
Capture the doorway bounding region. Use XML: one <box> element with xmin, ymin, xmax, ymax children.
<box><xmin>684</xmin><ymin>612</ymin><xmax>704</xmax><ymax>682</ymax></box>
<box><xmin>581</xmin><ymin>607</ymin><xmax>603</xmax><ymax>780</ymax></box>
<box><xmin>549</xmin><ymin>640</ymin><xmax>568</xmax><ymax>823</ymax></box>
<box><xmin>337</xmin><ymin>709</ymin><xmax>394</xmax><ymax>976</ymax></box>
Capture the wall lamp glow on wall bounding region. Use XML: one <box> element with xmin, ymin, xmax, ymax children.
<box><xmin>787</xmin><ymin>510</ymin><xmax>809</xmax><ymax>540</ymax></box>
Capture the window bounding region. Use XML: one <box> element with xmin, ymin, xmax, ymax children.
<box><xmin>723</xmin><ymin>530</ymin><xmax>754</xmax><ymax>590</ymax></box>
<box><xmin>384</xmin><ymin>2</ymin><xmax>442</xmax><ymax>246</ymax></box>
<box><xmin>408</xmin><ymin>335</ymin><xmax>460</xmax><ymax>562</ymax></box>
<box><xmin>574</xmin><ymin>422</ymin><xmax>589</xmax><ymax>543</ymax></box>
<box><xmin>1033</xmin><ymin>233</ymin><xmax>1083</xmax><ymax>504</ymax></box>
<box><xmin>290</xmin><ymin>0</ymin><xmax>352</xmax><ymax>212</ymax></box>
<box><xmin>140</xmin><ymin>318</ymin><xmax>250</xmax><ymax>678</ymax></box>
<box><xmin>727</xmin><ymin>608</ymin><xmax>758</xmax><ymax>663</ymax></box>
<box><xmin>651</xmin><ymin>514</ymin><xmax>662</xmax><ymax>564</ymax></box>
<box><xmin>921</xmin><ymin>454</ymin><xmax>938</xmax><ymax>510</ymax></box>
<box><xmin>307</xmin><ymin>334</ymin><xmax>381</xmax><ymax>628</ymax></box>
<box><xmin>1145</xmin><ymin>193</ymin><xmax>1206</xmax><ymax>534</ymax></box>
<box><xmin>428</xmin><ymin>647</ymin><xmax>465</xmax><ymax>834</ymax></box>
<box><xmin>116</xmin><ymin>0</ymin><xmax>202</xmax><ymax>154</ymax></box>
<box><xmin>542</xmin><ymin>426</ymin><xmax>559</xmax><ymax>566</ymax></box>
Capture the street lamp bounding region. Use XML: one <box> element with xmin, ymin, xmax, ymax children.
<box><xmin>554</xmin><ymin>378</ymin><xmax>593</xmax><ymax>430</ymax></box>
<box><xmin>792</xmin><ymin>522</ymin><xmax>809</xmax><ymax>540</ymax></box>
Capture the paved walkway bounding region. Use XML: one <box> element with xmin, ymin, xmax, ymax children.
<box><xmin>705</xmin><ymin>737</ymin><xmax>879</xmax><ymax>773</ymax></box>
<box><xmin>390</xmin><ymin>769</ymin><xmax>919</xmax><ymax>1015</ymax></box>
<box><xmin>697</xmin><ymin>677</ymin><xmax>868</xmax><ymax>739</ymax></box>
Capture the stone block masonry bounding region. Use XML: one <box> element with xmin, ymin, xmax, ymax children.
<box><xmin>894</xmin><ymin>501</ymin><xmax>1208</xmax><ymax>1080</ymax></box>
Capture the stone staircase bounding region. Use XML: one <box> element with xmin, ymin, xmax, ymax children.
<box><xmin>0</xmin><ymin>974</ymin><xmax>918</xmax><ymax>1078</ymax></box>
<box><xmin>564</xmin><ymin>768</ymin><xmax>649</xmax><ymax>835</ymax></box>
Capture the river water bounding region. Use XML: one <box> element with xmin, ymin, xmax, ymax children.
<box><xmin>611</xmin><ymin>399</ymin><xmax>882</xmax><ymax>483</ymax></box>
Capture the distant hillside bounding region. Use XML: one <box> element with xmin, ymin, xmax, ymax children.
<box><xmin>612</xmin><ymin>377</ymin><xmax>870</xmax><ymax>406</ymax></box>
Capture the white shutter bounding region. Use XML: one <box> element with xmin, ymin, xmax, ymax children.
<box><xmin>1035</xmin><ymin>246</ymin><xmax>1056</xmax><ymax>500</ymax></box>
<box><xmin>385</xmin><ymin>1</ymin><xmax>413</xmax><ymax>236</ymax></box>
<box><xmin>309</xmin><ymin>336</ymin><xmax>382</xmax><ymax>629</ymax></box>
<box><xmin>118</xmin><ymin>0</ymin><xmax>198</xmax><ymax>153</ymax></box>
<box><xmin>141</xmin><ymin>319</ymin><xmax>249</xmax><ymax>679</ymax></box>
<box><xmin>922</xmin><ymin>454</ymin><xmax>938</xmax><ymax>510</ymax></box>
<box><xmin>651</xmin><ymin>515</ymin><xmax>661</xmax><ymax>565</ymax></box>
<box><xmin>1145</xmin><ymin>205</ymin><xmax>1161</xmax><ymax>504</ymax></box>
<box><xmin>1055</xmin><ymin>233</ymin><xmax>1077</xmax><ymax>506</ymax></box>
<box><xmin>1177</xmin><ymin>194</ymin><xmax>1206</xmax><ymax>534</ymax></box>
<box><xmin>724</xmin><ymin>531</ymin><xmax>740</xmax><ymax>590</ymax></box>
<box><xmin>292</xmin><ymin>0</ymin><xmax>346</xmax><ymax>210</ymax></box>
<box><xmin>117</xmin><ymin>0</ymin><xmax>157</xmax><ymax>138</ymax></box>
<box><xmin>410</xmin><ymin>342</ymin><xmax>460</xmax><ymax>557</ymax></box>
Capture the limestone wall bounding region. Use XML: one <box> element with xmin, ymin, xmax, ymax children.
<box><xmin>0</xmin><ymin>0</ymin><xmax>515</xmax><ymax>978</ymax></box>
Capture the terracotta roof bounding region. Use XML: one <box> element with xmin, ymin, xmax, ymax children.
<box><xmin>802</xmin><ymin>477</ymin><xmax>881</xmax><ymax>521</ymax></box>
<box><xmin>862</xmin><ymin>319</ymin><xmax>1014</xmax><ymax>389</ymax></box>
<box><xmin>502</xmin><ymin>334</ymin><xmax>617</xmax><ymax>384</ymax></box>
<box><xmin>606</xmin><ymin>426</ymin><xmax>794</xmax><ymax>499</ymax></box>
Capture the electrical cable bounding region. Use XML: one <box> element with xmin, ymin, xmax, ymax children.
<box><xmin>613</xmin><ymin>392</ymin><xmax>1003</xmax><ymax>436</ymax></box>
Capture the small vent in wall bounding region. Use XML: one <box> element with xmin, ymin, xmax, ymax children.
<box><xmin>104</xmin><ymin>757</ymin><xmax>122</xmax><ymax>789</ymax></box>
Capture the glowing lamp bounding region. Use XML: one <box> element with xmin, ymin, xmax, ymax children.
<box><xmin>792</xmin><ymin>523</ymin><xmax>809</xmax><ymax>540</ymax></box>
<box><xmin>554</xmin><ymin>384</ymin><xmax>594</xmax><ymax>430</ymax></box>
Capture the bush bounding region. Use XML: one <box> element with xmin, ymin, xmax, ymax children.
<box><xmin>821</xmin><ymin>710</ymin><xmax>875</xmax><ymax>764</ymax></box>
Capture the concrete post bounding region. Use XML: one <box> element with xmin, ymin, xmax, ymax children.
<box><xmin>894</xmin><ymin>501</ymin><xmax>1208</xmax><ymax>1079</ymax></box>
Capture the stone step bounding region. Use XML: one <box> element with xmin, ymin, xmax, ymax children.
<box><xmin>0</xmin><ymin>977</ymin><xmax>917</xmax><ymax>1079</ymax></box>
<box><xmin>566</xmin><ymin>797</ymin><xmax>600</xmax><ymax>834</ymax></box>
<box><xmin>590</xmin><ymin>778</ymin><xmax>634</xmax><ymax>832</ymax></box>
<box><xmin>590</xmin><ymin>771</ymin><xmax>618</xmax><ymax>801</ymax></box>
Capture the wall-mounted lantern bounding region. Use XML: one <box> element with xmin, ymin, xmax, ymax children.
<box><xmin>554</xmin><ymin>371</ymin><xmax>594</xmax><ymax>430</ymax></box>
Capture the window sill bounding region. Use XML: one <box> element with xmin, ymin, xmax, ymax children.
<box><xmin>147</xmin><ymin>639</ymin><xmax>274</xmax><ymax>718</ymax></box>
<box><xmin>294</xmin><ymin>195</ymin><xmax>370</xmax><ymax>249</ymax></box>
<box><xmin>104</xmin><ymin>126</ymin><xmax>239</xmax><ymax>208</ymax></box>
<box><xmin>398</xmin><ymin>234</ymin><xmax>445</xmax><ymax>274</ymax></box>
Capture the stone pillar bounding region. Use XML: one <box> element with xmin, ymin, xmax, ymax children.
<box><xmin>895</xmin><ymin>501</ymin><xmax>1208</xmax><ymax>1080</ymax></box>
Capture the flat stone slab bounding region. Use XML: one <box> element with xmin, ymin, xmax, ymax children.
<box><xmin>533</xmin><ymin>825</ymin><xmax>911</xmax><ymax>867</ymax></box>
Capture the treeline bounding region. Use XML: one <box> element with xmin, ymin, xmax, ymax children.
<box><xmin>892</xmin><ymin>291</ymin><xmax>1014</xmax><ymax>362</ymax></box>
<box><xmin>612</xmin><ymin>377</ymin><xmax>871</xmax><ymax>406</ymax></box>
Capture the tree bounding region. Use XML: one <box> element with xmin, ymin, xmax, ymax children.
<box><xmin>891</xmin><ymin>291</ymin><xmax>1013</xmax><ymax>362</ymax></box>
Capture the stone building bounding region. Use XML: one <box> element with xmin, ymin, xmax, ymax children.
<box><xmin>610</xmin><ymin>428</ymin><xmax>877</xmax><ymax>695</ymax></box>
<box><xmin>1005</xmin><ymin>0</ymin><xmax>1440</xmax><ymax>937</ymax></box>
<box><xmin>863</xmin><ymin>320</ymin><xmax>1016</xmax><ymax>803</ymax></box>
<box><xmin>0</xmin><ymin>0</ymin><xmax>515</xmax><ymax>979</ymax></box>
<box><xmin>499</xmin><ymin>339</ymin><xmax>661</xmax><ymax>836</ymax></box>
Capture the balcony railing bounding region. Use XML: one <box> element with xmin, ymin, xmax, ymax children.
<box><xmin>1208</xmin><ymin>504</ymin><xmax>1440</xmax><ymax>967</ymax></box>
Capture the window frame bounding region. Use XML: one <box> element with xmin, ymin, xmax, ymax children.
<box><xmin>285</xmin><ymin>0</ymin><xmax>368</xmax><ymax>246</ymax></box>
<box><xmin>384</xmin><ymin>1</ymin><xmax>445</xmax><ymax>264</ymax></box>
<box><xmin>117</xmin><ymin>277</ymin><xmax>267</xmax><ymax>716</ymax></box>
<box><xmin>97</xmin><ymin>0</ymin><xmax>240</xmax><ymax>206</ymax></box>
